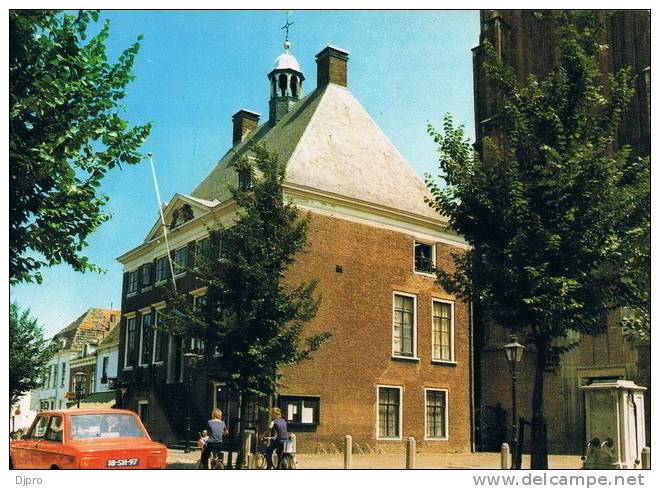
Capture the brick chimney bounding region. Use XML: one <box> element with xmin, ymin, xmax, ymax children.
<box><xmin>316</xmin><ymin>46</ymin><xmax>350</xmax><ymax>88</ymax></box>
<box><xmin>232</xmin><ymin>109</ymin><xmax>260</xmax><ymax>145</ymax></box>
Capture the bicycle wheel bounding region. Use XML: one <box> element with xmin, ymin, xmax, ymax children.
<box><xmin>279</xmin><ymin>453</ymin><xmax>295</xmax><ymax>469</ymax></box>
<box><xmin>254</xmin><ymin>452</ymin><xmax>267</xmax><ymax>469</ymax></box>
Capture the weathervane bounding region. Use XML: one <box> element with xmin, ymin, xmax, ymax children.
<box><xmin>281</xmin><ymin>11</ymin><xmax>294</xmax><ymax>48</ymax></box>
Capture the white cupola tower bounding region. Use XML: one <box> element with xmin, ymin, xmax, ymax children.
<box><xmin>268</xmin><ymin>38</ymin><xmax>304</xmax><ymax>126</ymax></box>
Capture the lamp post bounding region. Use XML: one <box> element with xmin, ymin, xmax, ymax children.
<box><xmin>183</xmin><ymin>350</ymin><xmax>203</xmax><ymax>453</ymax></box>
<box><xmin>73</xmin><ymin>371</ymin><xmax>87</xmax><ymax>409</ymax></box>
<box><xmin>504</xmin><ymin>335</ymin><xmax>525</xmax><ymax>469</ymax></box>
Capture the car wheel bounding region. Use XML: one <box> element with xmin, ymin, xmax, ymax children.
<box><xmin>50</xmin><ymin>465</ymin><xmax>60</xmax><ymax>469</ymax></box>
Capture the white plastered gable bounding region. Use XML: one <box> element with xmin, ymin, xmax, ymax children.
<box><xmin>143</xmin><ymin>193</ymin><xmax>220</xmax><ymax>242</ymax></box>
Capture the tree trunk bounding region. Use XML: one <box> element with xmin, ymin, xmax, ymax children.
<box><xmin>530</xmin><ymin>336</ymin><xmax>549</xmax><ymax>469</ymax></box>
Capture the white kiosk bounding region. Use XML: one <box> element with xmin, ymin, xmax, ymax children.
<box><xmin>582</xmin><ymin>379</ymin><xmax>646</xmax><ymax>469</ymax></box>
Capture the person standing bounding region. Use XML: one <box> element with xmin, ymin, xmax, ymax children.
<box><xmin>265</xmin><ymin>407</ymin><xmax>288</xmax><ymax>469</ymax></box>
<box><xmin>200</xmin><ymin>409</ymin><xmax>228</xmax><ymax>469</ymax></box>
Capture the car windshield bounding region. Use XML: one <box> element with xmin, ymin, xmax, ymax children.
<box><xmin>70</xmin><ymin>414</ymin><xmax>146</xmax><ymax>439</ymax></box>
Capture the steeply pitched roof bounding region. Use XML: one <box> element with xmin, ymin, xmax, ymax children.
<box><xmin>98</xmin><ymin>322</ymin><xmax>120</xmax><ymax>348</ymax></box>
<box><xmin>52</xmin><ymin>308</ymin><xmax>119</xmax><ymax>351</ymax></box>
<box><xmin>190</xmin><ymin>83</ymin><xmax>443</xmax><ymax>223</ymax></box>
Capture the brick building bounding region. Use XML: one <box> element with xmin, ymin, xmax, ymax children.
<box><xmin>115</xmin><ymin>42</ymin><xmax>472</xmax><ymax>452</ymax></box>
<box><xmin>471</xmin><ymin>10</ymin><xmax>650</xmax><ymax>453</ymax></box>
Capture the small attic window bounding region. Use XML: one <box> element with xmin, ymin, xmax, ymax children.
<box><xmin>169</xmin><ymin>203</ymin><xmax>194</xmax><ymax>230</ymax></box>
<box><xmin>238</xmin><ymin>169</ymin><xmax>252</xmax><ymax>191</ymax></box>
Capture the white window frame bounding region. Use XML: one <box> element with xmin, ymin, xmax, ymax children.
<box><xmin>155</xmin><ymin>256</ymin><xmax>169</xmax><ymax>284</ymax></box>
<box><xmin>392</xmin><ymin>292</ymin><xmax>418</xmax><ymax>361</ymax></box>
<box><xmin>126</xmin><ymin>270</ymin><xmax>138</xmax><ymax>297</ymax></box>
<box><xmin>123</xmin><ymin>313</ymin><xmax>137</xmax><ymax>370</ymax></box>
<box><xmin>152</xmin><ymin>306</ymin><xmax>166</xmax><ymax>365</ymax></box>
<box><xmin>138</xmin><ymin>308</ymin><xmax>153</xmax><ymax>367</ymax></box>
<box><xmin>413</xmin><ymin>240</ymin><xmax>436</xmax><ymax>277</ymax></box>
<box><xmin>173</xmin><ymin>246</ymin><xmax>188</xmax><ymax>277</ymax></box>
<box><xmin>424</xmin><ymin>388</ymin><xmax>449</xmax><ymax>441</ymax></box>
<box><xmin>141</xmin><ymin>262</ymin><xmax>153</xmax><ymax>292</ymax></box>
<box><xmin>431</xmin><ymin>299</ymin><xmax>456</xmax><ymax>364</ymax></box>
<box><xmin>376</xmin><ymin>384</ymin><xmax>403</xmax><ymax>441</ymax></box>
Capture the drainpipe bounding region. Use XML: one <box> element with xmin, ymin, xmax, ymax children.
<box><xmin>469</xmin><ymin>300</ymin><xmax>476</xmax><ymax>453</ymax></box>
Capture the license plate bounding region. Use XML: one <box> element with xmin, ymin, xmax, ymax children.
<box><xmin>107</xmin><ymin>458</ymin><xmax>139</xmax><ymax>467</ymax></box>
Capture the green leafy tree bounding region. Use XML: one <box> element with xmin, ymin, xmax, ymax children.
<box><xmin>426</xmin><ymin>11</ymin><xmax>649</xmax><ymax>467</ymax></box>
<box><xmin>10</xmin><ymin>10</ymin><xmax>151</xmax><ymax>284</ymax></box>
<box><xmin>10</xmin><ymin>302</ymin><xmax>54</xmax><ymax>407</ymax></box>
<box><xmin>163</xmin><ymin>144</ymin><xmax>329</xmax><ymax>456</ymax></box>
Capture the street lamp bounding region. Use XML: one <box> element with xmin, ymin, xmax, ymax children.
<box><xmin>504</xmin><ymin>335</ymin><xmax>525</xmax><ymax>469</ymax></box>
<box><xmin>183</xmin><ymin>351</ymin><xmax>203</xmax><ymax>453</ymax></box>
<box><xmin>73</xmin><ymin>371</ymin><xmax>87</xmax><ymax>409</ymax></box>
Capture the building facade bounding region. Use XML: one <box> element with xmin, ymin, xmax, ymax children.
<box><xmin>32</xmin><ymin>308</ymin><xmax>119</xmax><ymax>412</ymax></box>
<box><xmin>471</xmin><ymin>10</ymin><xmax>650</xmax><ymax>453</ymax></box>
<box><xmin>116</xmin><ymin>42</ymin><xmax>473</xmax><ymax>452</ymax></box>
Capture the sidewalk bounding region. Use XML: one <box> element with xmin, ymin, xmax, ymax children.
<box><xmin>167</xmin><ymin>449</ymin><xmax>583</xmax><ymax>469</ymax></box>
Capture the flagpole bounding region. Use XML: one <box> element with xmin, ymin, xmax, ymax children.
<box><xmin>147</xmin><ymin>152</ymin><xmax>177</xmax><ymax>292</ymax></box>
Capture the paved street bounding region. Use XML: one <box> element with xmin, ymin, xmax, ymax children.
<box><xmin>167</xmin><ymin>449</ymin><xmax>583</xmax><ymax>470</ymax></box>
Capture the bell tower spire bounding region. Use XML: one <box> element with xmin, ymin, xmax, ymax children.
<box><xmin>268</xmin><ymin>13</ymin><xmax>304</xmax><ymax>126</ymax></box>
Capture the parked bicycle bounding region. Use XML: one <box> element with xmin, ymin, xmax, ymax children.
<box><xmin>249</xmin><ymin>433</ymin><xmax>296</xmax><ymax>469</ymax></box>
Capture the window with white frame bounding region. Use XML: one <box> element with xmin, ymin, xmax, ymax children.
<box><xmin>195</xmin><ymin>237</ymin><xmax>210</xmax><ymax>268</ymax></box>
<box><xmin>432</xmin><ymin>300</ymin><xmax>454</xmax><ymax>362</ymax></box>
<box><xmin>173</xmin><ymin>247</ymin><xmax>188</xmax><ymax>275</ymax></box>
<box><xmin>377</xmin><ymin>386</ymin><xmax>402</xmax><ymax>439</ymax></box>
<box><xmin>101</xmin><ymin>356</ymin><xmax>109</xmax><ymax>382</ymax></box>
<box><xmin>279</xmin><ymin>395</ymin><xmax>320</xmax><ymax>427</ymax></box>
<box><xmin>152</xmin><ymin>309</ymin><xmax>168</xmax><ymax>364</ymax></box>
<box><xmin>53</xmin><ymin>364</ymin><xmax>58</xmax><ymax>388</ymax></box>
<box><xmin>124</xmin><ymin>317</ymin><xmax>137</xmax><ymax>368</ymax></box>
<box><xmin>156</xmin><ymin>256</ymin><xmax>168</xmax><ymax>283</ymax></box>
<box><xmin>139</xmin><ymin>312</ymin><xmax>153</xmax><ymax>366</ymax></box>
<box><xmin>142</xmin><ymin>262</ymin><xmax>153</xmax><ymax>288</ymax></box>
<box><xmin>425</xmin><ymin>389</ymin><xmax>448</xmax><ymax>440</ymax></box>
<box><xmin>414</xmin><ymin>241</ymin><xmax>434</xmax><ymax>274</ymax></box>
<box><xmin>60</xmin><ymin>362</ymin><xmax>66</xmax><ymax>388</ymax></box>
<box><xmin>393</xmin><ymin>293</ymin><xmax>416</xmax><ymax>358</ymax></box>
<box><xmin>127</xmin><ymin>270</ymin><xmax>138</xmax><ymax>295</ymax></box>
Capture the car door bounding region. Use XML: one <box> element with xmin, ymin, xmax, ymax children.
<box><xmin>33</xmin><ymin>415</ymin><xmax>66</xmax><ymax>469</ymax></box>
<box><xmin>21</xmin><ymin>415</ymin><xmax>50</xmax><ymax>468</ymax></box>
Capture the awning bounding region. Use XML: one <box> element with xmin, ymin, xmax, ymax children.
<box><xmin>69</xmin><ymin>391</ymin><xmax>117</xmax><ymax>409</ymax></box>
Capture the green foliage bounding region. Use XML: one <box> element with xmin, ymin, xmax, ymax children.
<box><xmin>10</xmin><ymin>302</ymin><xmax>54</xmax><ymax>406</ymax></box>
<box><xmin>162</xmin><ymin>144</ymin><xmax>329</xmax><ymax>403</ymax></box>
<box><xmin>426</xmin><ymin>12</ymin><xmax>649</xmax><ymax>457</ymax></box>
<box><xmin>10</xmin><ymin>10</ymin><xmax>152</xmax><ymax>285</ymax></box>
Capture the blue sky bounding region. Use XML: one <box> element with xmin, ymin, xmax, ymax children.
<box><xmin>10</xmin><ymin>10</ymin><xmax>480</xmax><ymax>339</ymax></box>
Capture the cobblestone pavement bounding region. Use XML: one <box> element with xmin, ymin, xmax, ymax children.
<box><xmin>167</xmin><ymin>449</ymin><xmax>582</xmax><ymax>470</ymax></box>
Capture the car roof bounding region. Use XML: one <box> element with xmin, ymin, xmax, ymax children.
<box><xmin>38</xmin><ymin>409</ymin><xmax>137</xmax><ymax>416</ymax></box>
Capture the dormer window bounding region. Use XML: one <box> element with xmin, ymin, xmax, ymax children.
<box><xmin>238</xmin><ymin>168</ymin><xmax>252</xmax><ymax>191</ymax></box>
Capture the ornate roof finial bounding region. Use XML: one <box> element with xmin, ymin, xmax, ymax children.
<box><xmin>281</xmin><ymin>11</ymin><xmax>294</xmax><ymax>51</ymax></box>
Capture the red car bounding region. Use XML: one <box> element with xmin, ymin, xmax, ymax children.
<box><xmin>10</xmin><ymin>409</ymin><xmax>168</xmax><ymax>469</ymax></box>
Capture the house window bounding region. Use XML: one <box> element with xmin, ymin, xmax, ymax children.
<box><xmin>238</xmin><ymin>168</ymin><xmax>252</xmax><ymax>191</ymax></box>
<box><xmin>101</xmin><ymin>356</ymin><xmax>109</xmax><ymax>383</ymax></box>
<box><xmin>153</xmin><ymin>310</ymin><xmax>168</xmax><ymax>364</ymax></box>
<box><xmin>377</xmin><ymin>386</ymin><xmax>402</xmax><ymax>440</ymax></box>
<box><xmin>195</xmin><ymin>238</ymin><xmax>211</xmax><ymax>268</ymax></box>
<box><xmin>425</xmin><ymin>389</ymin><xmax>448</xmax><ymax>440</ymax></box>
<box><xmin>138</xmin><ymin>401</ymin><xmax>149</xmax><ymax>427</ymax></box>
<box><xmin>432</xmin><ymin>300</ymin><xmax>454</xmax><ymax>362</ymax></box>
<box><xmin>279</xmin><ymin>396</ymin><xmax>320</xmax><ymax>426</ymax></box>
<box><xmin>173</xmin><ymin>247</ymin><xmax>188</xmax><ymax>276</ymax></box>
<box><xmin>414</xmin><ymin>241</ymin><xmax>434</xmax><ymax>274</ymax></box>
<box><xmin>142</xmin><ymin>263</ymin><xmax>153</xmax><ymax>288</ymax></box>
<box><xmin>89</xmin><ymin>372</ymin><xmax>96</xmax><ymax>394</ymax></box>
<box><xmin>60</xmin><ymin>362</ymin><xmax>66</xmax><ymax>388</ymax></box>
<box><xmin>156</xmin><ymin>256</ymin><xmax>168</xmax><ymax>283</ymax></box>
<box><xmin>124</xmin><ymin>317</ymin><xmax>137</xmax><ymax>368</ymax></box>
<box><xmin>127</xmin><ymin>270</ymin><xmax>138</xmax><ymax>295</ymax></box>
<box><xmin>139</xmin><ymin>312</ymin><xmax>153</xmax><ymax>366</ymax></box>
<box><xmin>393</xmin><ymin>293</ymin><xmax>416</xmax><ymax>358</ymax></box>
<box><xmin>53</xmin><ymin>363</ymin><xmax>58</xmax><ymax>388</ymax></box>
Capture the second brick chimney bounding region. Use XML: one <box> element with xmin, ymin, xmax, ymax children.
<box><xmin>232</xmin><ymin>109</ymin><xmax>260</xmax><ymax>145</ymax></box>
<box><xmin>316</xmin><ymin>46</ymin><xmax>350</xmax><ymax>88</ymax></box>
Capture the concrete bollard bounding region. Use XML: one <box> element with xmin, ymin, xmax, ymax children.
<box><xmin>641</xmin><ymin>447</ymin><xmax>650</xmax><ymax>469</ymax></box>
<box><xmin>501</xmin><ymin>443</ymin><xmax>511</xmax><ymax>469</ymax></box>
<box><xmin>406</xmin><ymin>437</ymin><xmax>416</xmax><ymax>469</ymax></box>
<box><xmin>344</xmin><ymin>435</ymin><xmax>352</xmax><ymax>469</ymax></box>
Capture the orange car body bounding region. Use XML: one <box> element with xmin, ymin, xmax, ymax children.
<box><xmin>10</xmin><ymin>409</ymin><xmax>168</xmax><ymax>469</ymax></box>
